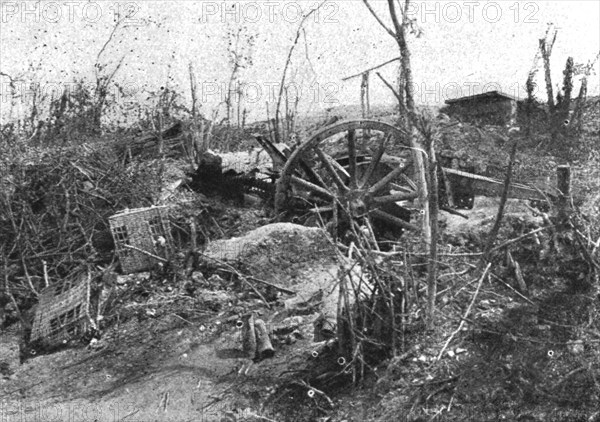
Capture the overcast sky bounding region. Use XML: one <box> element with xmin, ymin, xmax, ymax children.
<box><xmin>1</xmin><ymin>1</ymin><xmax>599</xmax><ymax>124</ymax></box>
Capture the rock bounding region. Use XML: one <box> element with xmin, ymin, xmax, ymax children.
<box><xmin>116</xmin><ymin>272</ymin><xmax>150</xmax><ymax>285</ymax></box>
<box><xmin>199</xmin><ymin>290</ymin><xmax>234</xmax><ymax>312</ymax></box>
<box><xmin>273</xmin><ymin>316</ymin><xmax>304</xmax><ymax>335</ymax></box>
<box><xmin>567</xmin><ymin>340</ymin><xmax>584</xmax><ymax>355</ymax></box>
<box><xmin>284</xmin><ymin>316</ymin><xmax>304</xmax><ymax>326</ymax></box>
<box><xmin>313</xmin><ymin>313</ymin><xmax>337</xmax><ymax>342</ymax></box>
<box><xmin>191</xmin><ymin>271</ymin><xmax>207</xmax><ymax>284</ymax></box>
<box><xmin>207</xmin><ymin>274</ymin><xmax>225</xmax><ymax>285</ymax></box>
<box><xmin>536</xmin><ymin>324</ymin><xmax>551</xmax><ymax>331</ymax></box>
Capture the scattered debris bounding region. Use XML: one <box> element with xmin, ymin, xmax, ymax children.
<box><xmin>241</xmin><ymin>313</ymin><xmax>257</xmax><ymax>359</ymax></box>
<box><xmin>254</xmin><ymin>318</ymin><xmax>275</xmax><ymax>360</ymax></box>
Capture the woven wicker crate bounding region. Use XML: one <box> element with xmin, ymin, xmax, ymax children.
<box><xmin>109</xmin><ymin>206</ymin><xmax>172</xmax><ymax>274</ymax></box>
<box><xmin>30</xmin><ymin>273</ymin><xmax>91</xmax><ymax>347</ymax></box>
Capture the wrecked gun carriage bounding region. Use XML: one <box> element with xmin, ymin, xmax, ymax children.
<box><xmin>191</xmin><ymin>119</ymin><xmax>556</xmax><ymax>242</ymax></box>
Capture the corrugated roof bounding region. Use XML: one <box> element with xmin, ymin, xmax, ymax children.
<box><xmin>445</xmin><ymin>90</ymin><xmax>524</xmax><ymax>104</ymax></box>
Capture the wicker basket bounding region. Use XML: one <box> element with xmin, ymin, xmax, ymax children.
<box><xmin>109</xmin><ymin>206</ymin><xmax>172</xmax><ymax>274</ymax></box>
<box><xmin>30</xmin><ymin>273</ymin><xmax>91</xmax><ymax>346</ymax></box>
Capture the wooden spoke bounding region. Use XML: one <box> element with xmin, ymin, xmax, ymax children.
<box><xmin>399</xmin><ymin>173</ymin><xmax>418</xmax><ymax>191</ymax></box>
<box><xmin>314</xmin><ymin>147</ymin><xmax>349</xmax><ymax>192</ymax></box>
<box><xmin>310</xmin><ymin>166</ymin><xmax>330</xmax><ymax>192</ymax></box>
<box><xmin>290</xmin><ymin>176</ymin><xmax>334</xmax><ymax>199</ymax></box>
<box><xmin>367</xmin><ymin>164</ymin><xmax>409</xmax><ymax>195</ymax></box>
<box><xmin>371</xmin><ymin>209</ymin><xmax>419</xmax><ymax>232</ymax></box>
<box><xmin>360</xmin><ymin>134</ymin><xmax>390</xmax><ymax>188</ymax></box>
<box><xmin>331</xmin><ymin>158</ymin><xmax>350</xmax><ymax>178</ymax></box>
<box><xmin>371</xmin><ymin>191</ymin><xmax>419</xmax><ymax>204</ymax></box>
<box><xmin>297</xmin><ymin>158</ymin><xmax>328</xmax><ymax>189</ymax></box>
<box><xmin>390</xmin><ymin>183</ymin><xmax>415</xmax><ymax>194</ymax></box>
<box><xmin>309</xmin><ymin>205</ymin><xmax>336</xmax><ymax>213</ymax></box>
<box><xmin>347</xmin><ymin>129</ymin><xmax>357</xmax><ymax>188</ymax></box>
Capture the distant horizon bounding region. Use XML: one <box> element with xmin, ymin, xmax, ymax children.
<box><xmin>1</xmin><ymin>1</ymin><xmax>598</xmax><ymax>127</ymax></box>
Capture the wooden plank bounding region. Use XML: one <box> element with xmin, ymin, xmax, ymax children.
<box><xmin>443</xmin><ymin>167</ymin><xmax>549</xmax><ymax>201</ymax></box>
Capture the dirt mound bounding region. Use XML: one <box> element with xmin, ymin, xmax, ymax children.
<box><xmin>205</xmin><ymin>223</ymin><xmax>341</xmax><ymax>315</ymax></box>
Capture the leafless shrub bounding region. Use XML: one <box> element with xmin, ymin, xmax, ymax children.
<box><xmin>0</xmin><ymin>144</ymin><xmax>164</xmax><ymax>309</ymax></box>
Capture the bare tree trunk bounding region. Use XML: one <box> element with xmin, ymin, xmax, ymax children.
<box><xmin>189</xmin><ymin>62</ymin><xmax>198</xmax><ymax>119</ymax></box>
<box><xmin>360</xmin><ymin>73</ymin><xmax>367</xmax><ymax>118</ymax></box>
<box><xmin>425</xmin><ymin>134</ymin><xmax>439</xmax><ymax>329</ymax></box>
<box><xmin>561</xmin><ymin>57</ymin><xmax>574</xmax><ymax>112</ymax></box>
<box><xmin>539</xmin><ymin>24</ymin><xmax>557</xmax><ymax>135</ymax></box>
<box><xmin>555</xmin><ymin>57</ymin><xmax>575</xmax><ymax>155</ymax></box>
<box><xmin>225</xmin><ymin>64</ymin><xmax>239</xmax><ymax>127</ymax></box>
<box><xmin>570</xmin><ymin>76</ymin><xmax>588</xmax><ymax>136</ymax></box>
<box><xmin>386</xmin><ymin>0</ymin><xmax>429</xmax><ymax>245</ymax></box>
<box><xmin>539</xmin><ymin>25</ymin><xmax>558</xmax><ymax>119</ymax></box>
<box><xmin>237</xmin><ymin>88</ymin><xmax>242</xmax><ymax>129</ymax></box>
<box><xmin>388</xmin><ymin>0</ymin><xmax>415</xmax><ymax>116</ymax></box>
<box><xmin>396</xmin><ymin>64</ymin><xmax>406</xmax><ymax>124</ymax></box>
<box><xmin>189</xmin><ymin>62</ymin><xmax>204</xmax><ymax>164</ymax></box>
<box><xmin>540</xmin><ymin>39</ymin><xmax>555</xmax><ymax>114</ymax></box>
<box><xmin>363</xmin><ymin>0</ymin><xmax>430</xmax><ymax>248</ymax></box>
<box><xmin>360</xmin><ymin>72</ymin><xmax>371</xmax><ymax>118</ymax></box>
<box><xmin>525</xmin><ymin>71</ymin><xmax>536</xmax><ymax>138</ymax></box>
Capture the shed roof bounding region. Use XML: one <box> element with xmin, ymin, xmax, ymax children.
<box><xmin>445</xmin><ymin>90</ymin><xmax>524</xmax><ymax>104</ymax></box>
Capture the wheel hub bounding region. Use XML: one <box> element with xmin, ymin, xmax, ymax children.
<box><xmin>341</xmin><ymin>189</ymin><xmax>369</xmax><ymax>217</ymax></box>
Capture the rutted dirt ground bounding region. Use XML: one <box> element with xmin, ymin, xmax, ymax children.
<box><xmin>1</xmin><ymin>221</ymin><xmax>347</xmax><ymax>422</ymax></box>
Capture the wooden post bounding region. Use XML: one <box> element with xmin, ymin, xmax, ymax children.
<box><xmin>426</xmin><ymin>143</ymin><xmax>439</xmax><ymax>330</ymax></box>
<box><xmin>557</xmin><ymin>165</ymin><xmax>571</xmax><ymax>223</ymax></box>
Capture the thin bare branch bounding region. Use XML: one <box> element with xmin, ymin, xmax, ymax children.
<box><xmin>435</xmin><ymin>263</ymin><xmax>490</xmax><ymax>361</ymax></box>
<box><xmin>274</xmin><ymin>2</ymin><xmax>324</xmax><ymax>142</ymax></box>
<box><xmin>387</xmin><ymin>0</ymin><xmax>404</xmax><ymax>35</ymax></box>
<box><xmin>362</xmin><ymin>0</ymin><xmax>396</xmax><ymax>38</ymax></box>
<box><xmin>95</xmin><ymin>19</ymin><xmax>124</xmax><ymax>75</ymax></box>
<box><xmin>343</xmin><ymin>57</ymin><xmax>400</xmax><ymax>81</ymax></box>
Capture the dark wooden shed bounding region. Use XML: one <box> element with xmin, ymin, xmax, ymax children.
<box><xmin>444</xmin><ymin>90</ymin><xmax>523</xmax><ymax>126</ymax></box>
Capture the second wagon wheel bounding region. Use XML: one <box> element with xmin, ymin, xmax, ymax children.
<box><xmin>275</xmin><ymin>119</ymin><xmax>426</xmax><ymax>244</ymax></box>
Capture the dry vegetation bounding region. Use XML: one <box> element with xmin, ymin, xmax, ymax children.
<box><xmin>1</xmin><ymin>5</ymin><xmax>600</xmax><ymax>421</ymax></box>
<box><xmin>1</xmin><ymin>95</ymin><xmax>598</xmax><ymax>421</ymax></box>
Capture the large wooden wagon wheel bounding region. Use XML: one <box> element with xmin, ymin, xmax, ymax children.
<box><xmin>275</xmin><ymin>119</ymin><xmax>426</xmax><ymax>243</ymax></box>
